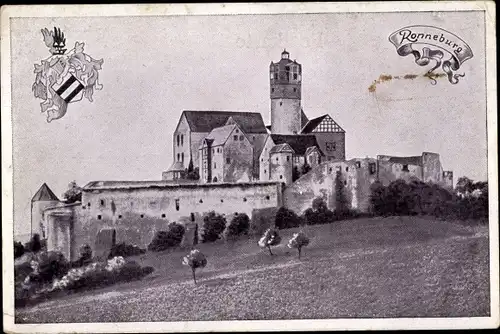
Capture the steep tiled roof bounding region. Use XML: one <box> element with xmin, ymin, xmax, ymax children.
<box><xmin>270</xmin><ymin>134</ymin><xmax>323</xmax><ymax>156</ymax></box>
<box><xmin>204</xmin><ymin>124</ymin><xmax>239</xmax><ymax>146</ymax></box>
<box><xmin>32</xmin><ymin>183</ymin><xmax>59</xmax><ymax>202</ymax></box>
<box><xmin>270</xmin><ymin>143</ymin><xmax>295</xmax><ymax>154</ymax></box>
<box><xmin>182</xmin><ymin>110</ymin><xmax>267</xmax><ymax>134</ymax></box>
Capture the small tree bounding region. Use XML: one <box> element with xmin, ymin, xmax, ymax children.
<box><xmin>258</xmin><ymin>228</ymin><xmax>282</xmax><ymax>256</ymax></box>
<box><xmin>182</xmin><ymin>249</ymin><xmax>207</xmax><ymax>284</ymax></box>
<box><xmin>26</xmin><ymin>233</ymin><xmax>42</xmax><ymax>253</ymax></box>
<box><xmin>201</xmin><ymin>212</ymin><xmax>227</xmax><ymax>243</ymax></box>
<box><xmin>287</xmin><ymin>231</ymin><xmax>310</xmax><ymax>259</ymax></box>
<box><xmin>63</xmin><ymin>181</ymin><xmax>82</xmax><ymax>204</ymax></box>
<box><xmin>148</xmin><ymin>222</ymin><xmax>186</xmax><ymax>252</ymax></box>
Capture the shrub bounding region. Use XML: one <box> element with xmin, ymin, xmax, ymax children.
<box><xmin>14</xmin><ymin>241</ymin><xmax>25</xmax><ymax>259</ymax></box>
<box><xmin>303</xmin><ymin>197</ymin><xmax>335</xmax><ymax>225</ymax></box>
<box><xmin>224</xmin><ymin>213</ymin><xmax>250</xmax><ymax>240</ymax></box>
<box><xmin>250</xmin><ymin>207</ymin><xmax>278</xmax><ymax>236</ymax></box>
<box><xmin>109</xmin><ymin>242</ymin><xmax>146</xmax><ymax>259</ymax></box>
<box><xmin>287</xmin><ymin>231</ymin><xmax>310</xmax><ymax>259</ymax></box>
<box><xmin>182</xmin><ymin>249</ymin><xmax>207</xmax><ymax>284</ymax></box>
<box><xmin>201</xmin><ymin>211</ymin><xmax>226</xmax><ymax>243</ymax></box>
<box><xmin>275</xmin><ymin>207</ymin><xmax>303</xmax><ymax>229</ymax></box>
<box><xmin>148</xmin><ymin>222</ymin><xmax>186</xmax><ymax>252</ymax></box>
<box><xmin>28</xmin><ymin>251</ymin><xmax>70</xmax><ymax>285</ymax></box>
<box><xmin>25</xmin><ymin>234</ymin><xmax>42</xmax><ymax>253</ymax></box>
<box><xmin>258</xmin><ymin>228</ymin><xmax>282</xmax><ymax>256</ymax></box>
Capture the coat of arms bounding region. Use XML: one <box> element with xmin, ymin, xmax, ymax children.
<box><xmin>32</xmin><ymin>27</ymin><xmax>104</xmax><ymax>122</ymax></box>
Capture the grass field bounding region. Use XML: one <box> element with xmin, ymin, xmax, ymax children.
<box><xmin>15</xmin><ymin>216</ymin><xmax>490</xmax><ymax>323</ymax></box>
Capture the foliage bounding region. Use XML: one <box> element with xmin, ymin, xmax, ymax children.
<box><xmin>71</xmin><ymin>244</ymin><xmax>93</xmax><ymax>268</ymax></box>
<box><xmin>148</xmin><ymin>222</ymin><xmax>186</xmax><ymax>252</ymax></box>
<box><xmin>303</xmin><ymin>197</ymin><xmax>335</xmax><ymax>225</ymax></box>
<box><xmin>201</xmin><ymin>211</ymin><xmax>227</xmax><ymax>243</ymax></box>
<box><xmin>63</xmin><ymin>180</ymin><xmax>82</xmax><ymax>204</ymax></box>
<box><xmin>275</xmin><ymin>207</ymin><xmax>304</xmax><ymax>230</ymax></box>
<box><xmin>109</xmin><ymin>242</ymin><xmax>146</xmax><ymax>259</ymax></box>
<box><xmin>258</xmin><ymin>228</ymin><xmax>282</xmax><ymax>255</ymax></box>
<box><xmin>184</xmin><ymin>160</ymin><xmax>200</xmax><ymax>180</ymax></box>
<box><xmin>301</xmin><ymin>162</ymin><xmax>312</xmax><ymax>175</ymax></box>
<box><xmin>24</xmin><ymin>233</ymin><xmax>42</xmax><ymax>254</ymax></box>
<box><xmin>14</xmin><ymin>241</ymin><xmax>25</xmax><ymax>259</ymax></box>
<box><xmin>250</xmin><ymin>207</ymin><xmax>278</xmax><ymax>236</ymax></box>
<box><xmin>182</xmin><ymin>249</ymin><xmax>207</xmax><ymax>284</ymax></box>
<box><xmin>27</xmin><ymin>251</ymin><xmax>70</xmax><ymax>285</ymax></box>
<box><xmin>287</xmin><ymin>231</ymin><xmax>310</xmax><ymax>259</ymax></box>
<box><xmin>224</xmin><ymin>213</ymin><xmax>250</xmax><ymax>240</ymax></box>
<box><xmin>369</xmin><ymin>178</ymin><xmax>488</xmax><ymax>221</ymax></box>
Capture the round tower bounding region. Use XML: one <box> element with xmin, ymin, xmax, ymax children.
<box><xmin>31</xmin><ymin>183</ymin><xmax>61</xmax><ymax>240</ymax></box>
<box><xmin>270</xmin><ymin>49</ymin><xmax>302</xmax><ymax>134</ymax></box>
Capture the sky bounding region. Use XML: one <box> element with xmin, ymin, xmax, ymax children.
<box><xmin>9</xmin><ymin>11</ymin><xmax>487</xmax><ymax>239</ymax></box>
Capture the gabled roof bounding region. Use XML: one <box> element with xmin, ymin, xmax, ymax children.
<box><xmin>182</xmin><ymin>110</ymin><xmax>267</xmax><ymax>134</ymax></box>
<box><xmin>203</xmin><ymin>124</ymin><xmax>243</xmax><ymax>147</ymax></box>
<box><xmin>301</xmin><ymin>114</ymin><xmax>345</xmax><ymax>134</ymax></box>
<box><xmin>270</xmin><ymin>143</ymin><xmax>295</xmax><ymax>154</ymax></box>
<box><xmin>32</xmin><ymin>183</ymin><xmax>59</xmax><ymax>202</ymax></box>
<box><xmin>270</xmin><ymin>134</ymin><xmax>323</xmax><ymax>156</ymax></box>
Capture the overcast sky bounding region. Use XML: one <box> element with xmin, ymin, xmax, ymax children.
<box><xmin>10</xmin><ymin>11</ymin><xmax>487</xmax><ymax>238</ymax></box>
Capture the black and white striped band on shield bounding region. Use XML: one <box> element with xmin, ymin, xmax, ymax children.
<box><xmin>52</xmin><ymin>73</ymin><xmax>85</xmax><ymax>103</ymax></box>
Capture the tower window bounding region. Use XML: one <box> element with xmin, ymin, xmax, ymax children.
<box><xmin>97</xmin><ymin>215</ymin><xmax>102</xmax><ymax>220</ymax></box>
<box><xmin>161</xmin><ymin>214</ymin><xmax>166</xmax><ymax>218</ymax></box>
<box><xmin>181</xmin><ymin>135</ymin><xmax>184</xmax><ymax>146</ymax></box>
<box><xmin>265</xmin><ymin>195</ymin><xmax>270</xmax><ymax>200</ymax></box>
<box><xmin>234</xmin><ymin>135</ymin><xmax>238</xmax><ymax>140</ymax></box>
<box><xmin>293</xmin><ymin>87</ymin><xmax>297</xmax><ymax>92</ymax></box>
<box><xmin>191</xmin><ymin>213</ymin><xmax>195</xmax><ymax>222</ymax></box>
<box><xmin>280</xmin><ymin>101</ymin><xmax>283</xmax><ymax>106</ymax></box>
<box><xmin>293</xmin><ymin>74</ymin><xmax>298</xmax><ymax>80</ymax></box>
<box><xmin>274</xmin><ymin>73</ymin><xmax>278</xmax><ymax>79</ymax></box>
<box><xmin>239</xmin><ymin>135</ymin><xmax>244</xmax><ymax>141</ymax></box>
<box><xmin>402</xmin><ymin>164</ymin><xmax>409</xmax><ymax>172</ymax></box>
<box><xmin>140</xmin><ymin>214</ymin><xmax>144</xmax><ymax>218</ymax></box>
<box><xmin>181</xmin><ymin>153</ymin><xmax>184</xmax><ymax>163</ymax></box>
<box><xmin>177</xmin><ymin>134</ymin><xmax>180</xmax><ymax>146</ymax></box>
<box><xmin>236</xmin><ymin>129</ymin><xmax>239</xmax><ymax>133</ymax></box>
<box><xmin>287</xmin><ymin>156</ymin><xmax>290</xmax><ymax>162</ymax></box>
<box><xmin>118</xmin><ymin>215</ymin><xmax>122</xmax><ymax>219</ymax></box>
<box><xmin>280</xmin><ymin>175</ymin><xmax>283</xmax><ymax>179</ymax></box>
<box><xmin>346</xmin><ymin>167</ymin><xmax>349</xmax><ymax>172</ymax></box>
<box><xmin>369</xmin><ymin>162</ymin><xmax>376</xmax><ymax>175</ymax></box>
<box><xmin>100</xmin><ymin>199</ymin><xmax>105</xmax><ymax>206</ymax></box>
<box><xmin>177</xmin><ymin>153</ymin><xmax>180</xmax><ymax>161</ymax></box>
<box><xmin>175</xmin><ymin>199</ymin><xmax>180</xmax><ymax>211</ymax></box>
<box><xmin>271</xmin><ymin>88</ymin><xmax>274</xmax><ymax>93</ymax></box>
<box><xmin>285</xmin><ymin>66</ymin><xmax>290</xmax><ymax>71</ymax></box>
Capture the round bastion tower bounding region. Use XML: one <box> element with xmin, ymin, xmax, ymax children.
<box><xmin>270</xmin><ymin>49</ymin><xmax>302</xmax><ymax>134</ymax></box>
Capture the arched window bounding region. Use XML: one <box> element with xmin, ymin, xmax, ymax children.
<box><xmin>177</xmin><ymin>153</ymin><xmax>180</xmax><ymax>161</ymax></box>
<box><xmin>177</xmin><ymin>134</ymin><xmax>180</xmax><ymax>146</ymax></box>
<box><xmin>181</xmin><ymin>153</ymin><xmax>184</xmax><ymax>163</ymax></box>
<box><xmin>181</xmin><ymin>135</ymin><xmax>184</xmax><ymax>146</ymax></box>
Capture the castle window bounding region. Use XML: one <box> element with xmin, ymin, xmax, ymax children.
<box><xmin>220</xmin><ymin>199</ymin><xmax>224</xmax><ymax>203</ymax></box>
<box><xmin>175</xmin><ymin>199</ymin><xmax>180</xmax><ymax>211</ymax></box>
<box><xmin>181</xmin><ymin>153</ymin><xmax>184</xmax><ymax>163</ymax></box>
<box><xmin>213</xmin><ymin>162</ymin><xmax>216</xmax><ymax>169</ymax></box>
<box><xmin>235</xmin><ymin>129</ymin><xmax>239</xmax><ymax>133</ymax></box>
<box><xmin>239</xmin><ymin>135</ymin><xmax>244</xmax><ymax>141</ymax></box>
<box><xmin>264</xmin><ymin>169</ymin><xmax>267</xmax><ymax>174</ymax></box>
<box><xmin>402</xmin><ymin>164</ymin><xmax>409</xmax><ymax>172</ymax></box>
<box><xmin>177</xmin><ymin>153</ymin><xmax>180</xmax><ymax>161</ymax></box>
<box><xmin>234</xmin><ymin>135</ymin><xmax>238</xmax><ymax>140</ymax></box>
<box><xmin>199</xmin><ymin>199</ymin><xmax>203</xmax><ymax>203</ymax></box>
<box><xmin>261</xmin><ymin>158</ymin><xmax>263</xmax><ymax>162</ymax></box>
<box><xmin>280</xmin><ymin>101</ymin><xmax>283</xmax><ymax>106</ymax></box>
<box><xmin>356</xmin><ymin>161</ymin><xmax>361</xmax><ymax>168</ymax></box>
<box><xmin>212</xmin><ymin>148</ymin><xmax>215</xmax><ymax>154</ymax></box>
<box><xmin>213</xmin><ymin>177</ymin><xmax>218</xmax><ymax>182</ymax></box>
<box><xmin>181</xmin><ymin>135</ymin><xmax>184</xmax><ymax>146</ymax></box>
<box><xmin>265</xmin><ymin>195</ymin><xmax>270</xmax><ymax>200</ymax></box>
<box><xmin>243</xmin><ymin>197</ymin><xmax>247</xmax><ymax>202</ymax></box>
<box><xmin>276</xmin><ymin>157</ymin><xmax>279</xmax><ymax>162</ymax></box>
<box><xmin>88</xmin><ymin>202</ymin><xmax>91</xmax><ymax>207</ymax></box>
<box><xmin>118</xmin><ymin>215</ymin><xmax>122</xmax><ymax>219</ymax></box>
<box><xmin>274</xmin><ymin>73</ymin><xmax>278</xmax><ymax>79</ymax></box>
<box><xmin>285</xmin><ymin>66</ymin><xmax>290</xmax><ymax>71</ymax></box>
<box><xmin>369</xmin><ymin>162</ymin><xmax>376</xmax><ymax>175</ymax></box>
<box><xmin>161</xmin><ymin>214</ymin><xmax>166</xmax><ymax>218</ymax></box>
<box><xmin>226</xmin><ymin>158</ymin><xmax>230</xmax><ymax>164</ymax></box>
<box><xmin>177</xmin><ymin>134</ymin><xmax>180</xmax><ymax>146</ymax></box>
<box><xmin>344</xmin><ymin>181</ymin><xmax>347</xmax><ymax>185</ymax></box>
<box><xmin>191</xmin><ymin>213</ymin><xmax>195</xmax><ymax>222</ymax></box>
<box><xmin>293</xmin><ymin>74</ymin><xmax>298</xmax><ymax>80</ymax></box>
<box><xmin>97</xmin><ymin>215</ymin><xmax>102</xmax><ymax>220</ymax></box>
<box><xmin>100</xmin><ymin>199</ymin><xmax>105</xmax><ymax>206</ymax></box>
<box><xmin>287</xmin><ymin>156</ymin><xmax>290</xmax><ymax>162</ymax></box>
<box><xmin>271</xmin><ymin>88</ymin><xmax>274</xmax><ymax>93</ymax></box>
<box><xmin>280</xmin><ymin>175</ymin><xmax>283</xmax><ymax>179</ymax></box>
<box><xmin>346</xmin><ymin>167</ymin><xmax>349</xmax><ymax>172</ymax></box>
<box><xmin>329</xmin><ymin>168</ymin><xmax>333</xmax><ymax>173</ymax></box>
<box><xmin>140</xmin><ymin>214</ymin><xmax>144</xmax><ymax>218</ymax></box>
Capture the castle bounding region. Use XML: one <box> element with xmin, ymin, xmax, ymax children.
<box><xmin>31</xmin><ymin>50</ymin><xmax>454</xmax><ymax>262</ymax></box>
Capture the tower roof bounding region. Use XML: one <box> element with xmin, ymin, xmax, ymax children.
<box><xmin>32</xmin><ymin>183</ymin><xmax>59</xmax><ymax>202</ymax></box>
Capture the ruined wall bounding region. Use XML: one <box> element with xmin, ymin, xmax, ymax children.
<box><xmin>269</xmin><ymin>152</ymin><xmax>293</xmax><ymax>185</ymax></box>
<box><xmin>422</xmin><ymin>152</ymin><xmax>443</xmax><ymax>184</ymax></box>
<box><xmin>377</xmin><ymin>155</ymin><xmax>423</xmax><ymax>186</ymax></box>
<box><xmin>313</xmin><ymin>132</ymin><xmax>346</xmax><ymax>160</ymax></box>
<box><xmin>223</xmin><ymin>130</ymin><xmax>254</xmax><ymax>183</ymax></box>
<box><xmin>282</xmin><ymin>158</ymin><xmax>378</xmax><ymax>215</ymax></box>
<box><xmin>74</xmin><ymin>182</ymin><xmax>282</xmax><ymax>253</ymax></box>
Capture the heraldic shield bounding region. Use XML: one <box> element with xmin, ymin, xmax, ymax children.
<box><xmin>32</xmin><ymin>27</ymin><xmax>104</xmax><ymax>123</ymax></box>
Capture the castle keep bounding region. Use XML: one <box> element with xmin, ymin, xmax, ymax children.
<box><xmin>34</xmin><ymin>50</ymin><xmax>454</xmax><ymax>261</ymax></box>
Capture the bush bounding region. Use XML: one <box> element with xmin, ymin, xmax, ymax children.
<box><xmin>109</xmin><ymin>242</ymin><xmax>146</xmax><ymax>259</ymax></box>
<box><xmin>287</xmin><ymin>231</ymin><xmax>310</xmax><ymax>259</ymax></box>
<box><xmin>275</xmin><ymin>207</ymin><xmax>303</xmax><ymax>229</ymax></box>
<box><xmin>224</xmin><ymin>213</ymin><xmax>250</xmax><ymax>240</ymax></box>
<box><xmin>201</xmin><ymin>211</ymin><xmax>226</xmax><ymax>243</ymax></box>
<box><xmin>148</xmin><ymin>222</ymin><xmax>186</xmax><ymax>252</ymax></box>
<box><xmin>250</xmin><ymin>207</ymin><xmax>278</xmax><ymax>236</ymax></box>
<box><xmin>303</xmin><ymin>197</ymin><xmax>335</xmax><ymax>225</ymax></box>
<box><xmin>28</xmin><ymin>251</ymin><xmax>70</xmax><ymax>285</ymax></box>
<box><xmin>25</xmin><ymin>234</ymin><xmax>42</xmax><ymax>253</ymax></box>
<box><xmin>14</xmin><ymin>241</ymin><xmax>25</xmax><ymax>259</ymax></box>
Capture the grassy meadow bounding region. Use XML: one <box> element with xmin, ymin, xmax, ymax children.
<box><xmin>15</xmin><ymin>216</ymin><xmax>490</xmax><ymax>323</ymax></box>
